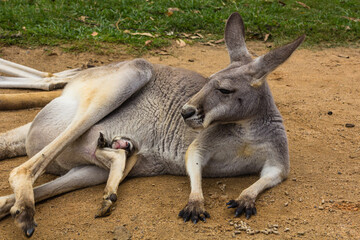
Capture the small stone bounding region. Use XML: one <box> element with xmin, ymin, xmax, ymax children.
<box><xmin>229</xmin><ymin>221</ymin><xmax>234</xmax><ymax>226</ymax></box>
<box><xmin>188</xmin><ymin>59</ymin><xmax>195</xmax><ymax>62</ymax></box>
<box><xmin>345</xmin><ymin>123</ymin><xmax>355</xmax><ymax>128</ymax></box>
<box><xmin>273</xmin><ymin>230</ymin><xmax>279</xmax><ymax>235</ymax></box>
<box><xmin>299</xmin><ymin>198</ymin><xmax>303</xmax><ymax>202</ymax></box>
<box><xmin>321</xmin><ymin>199</ymin><xmax>325</xmax><ymax>204</ymax></box>
<box><xmin>272</xmin><ymin>224</ymin><xmax>279</xmax><ymax>228</ymax></box>
<box><xmin>284</xmin><ymin>191</ymin><xmax>289</xmax><ymax>196</ymax></box>
<box><xmin>327</xmin><ymin>111</ymin><xmax>333</xmax><ymax>115</ymax></box>
<box><xmin>338</xmin><ymin>171</ymin><xmax>342</xmax><ymax>175</ymax></box>
<box><xmin>234</xmin><ymin>230</ymin><xmax>241</xmax><ymax>235</ymax></box>
<box><xmin>297</xmin><ymin>231</ymin><xmax>305</xmax><ymax>236</ymax></box>
<box><xmin>284</xmin><ymin>202</ymin><xmax>289</xmax><ymax>207</ymax></box>
<box><xmin>318</xmin><ymin>206</ymin><xmax>324</xmax><ymax>210</ymax></box>
<box><xmin>284</xmin><ymin>228</ymin><xmax>290</xmax><ymax>232</ymax></box>
<box><xmin>292</xmin><ymin>178</ymin><xmax>297</xmax><ymax>181</ymax></box>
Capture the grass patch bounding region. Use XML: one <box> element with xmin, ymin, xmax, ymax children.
<box><xmin>0</xmin><ymin>0</ymin><xmax>359</xmax><ymax>53</ymax></box>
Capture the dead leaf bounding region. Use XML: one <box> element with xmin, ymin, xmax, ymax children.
<box><xmin>78</xmin><ymin>16</ymin><xmax>88</xmax><ymax>22</ymax></box>
<box><xmin>123</xmin><ymin>30</ymin><xmax>154</xmax><ymax>38</ymax></box>
<box><xmin>168</xmin><ymin>7</ymin><xmax>180</xmax><ymax>12</ymax></box>
<box><xmin>264</xmin><ymin>33</ymin><xmax>270</xmax><ymax>42</ymax></box>
<box><xmin>91</xmin><ymin>32</ymin><xmax>98</xmax><ymax>36</ymax></box>
<box><xmin>167</xmin><ymin>11</ymin><xmax>173</xmax><ymax>17</ymax></box>
<box><xmin>195</xmin><ymin>33</ymin><xmax>204</xmax><ymax>39</ymax></box>
<box><xmin>345</xmin><ymin>26</ymin><xmax>351</xmax><ymax>30</ymax></box>
<box><xmin>190</xmin><ymin>35</ymin><xmax>200</xmax><ymax>39</ymax></box>
<box><xmin>296</xmin><ymin>1</ymin><xmax>310</xmax><ymax>9</ymax></box>
<box><xmin>203</xmin><ymin>42</ymin><xmax>215</xmax><ymax>47</ymax></box>
<box><xmin>214</xmin><ymin>38</ymin><xmax>224</xmax><ymax>44</ymax></box>
<box><xmin>193</xmin><ymin>10</ymin><xmax>200</xmax><ymax>14</ymax></box>
<box><xmin>342</xmin><ymin>16</ymin><xmax>360</xmax><ymax>22</ymax></box>
<box><xmin>145</xmin><ymin>40</ymin><xmax>152</xmax><ymax>46</ymax></box>
<box><xmin>176</xmin><ymin>39</ymin><xmax>186</xmax><ymax>47</ymax></box>
<box><xmin>157</xmin><ymin>50</ymin><xmax>170</xmax><ymax>55</ymax></box>
<box><xmin>181</xmin><ymin>33</ymin><xmax>192</xmax><ymax>38</ymax></box>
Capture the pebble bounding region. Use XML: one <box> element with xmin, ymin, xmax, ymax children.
<box><xmin>345</xmin><ymin>123</ymin><xmax>355</xmax><ymax>128</ymax></box>
<box><xmin>297</xmin><ymin>231</ymin><xmax>305</xmax><ymax>236</ymax></box>
<box><xmin>327</xmin><ymin>111</ymin><xmax>333</xmax><ymax>115</ymax></box>
<box><xmin>284</xmin><ymin>191</ymin><xmax>289</xmax><ymax>196</ymax></box>
<box><xmin>234</xmin><ymin>230</ymin><xmax>241</xmax><ymax>235</ymax></box>
<box><xmin>318</xmin><ymin>206</ymin><xmax>324</xmax><ymax>210</ymax></box>
<box><xmin>321</xmin><ymin>199</ymin><xmax>325</xmax><ymax>204</ymax></box>
<box><xmin>284</xmin><ymin>227</ymin><xmax>290</xmax><ymax>232</ymax></box>
<box><xmin>284</xmin><ymin>202</ymin><xmax>289</xmax><ymax>206</ymax></box>
<box><xmin>292</xmin><ymin>178</ymin><xmax>297</xmax><ymax>181</ymax></box>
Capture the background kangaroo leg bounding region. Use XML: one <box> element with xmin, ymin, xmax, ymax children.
<box><xmin>8</xmin><ymin>59</ymin><xmax>153</xmax><ymax>237</ymax></box>
<box><xmin>0</xmin><ymin>165</ymin><xmax>108</xmax><ymax>220</ymax></box>
<box><xmin>227</xmin><ymin>165</ymin><xmax>286</xmax><ymax>219</ymax></box>
<box><xmin>0</xmin><ymin>123</ymin><xmax>31</xmax><ymax>160</ymax></box>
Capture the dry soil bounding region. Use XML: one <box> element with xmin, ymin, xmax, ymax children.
<box><xmin>0</xmin><ymin>43</ymin><xmax>359</xmax><ymax>240</ymax></box>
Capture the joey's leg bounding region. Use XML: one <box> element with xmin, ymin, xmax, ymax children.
<box><xmin>0</xmin><ymin>166</ymin><xmax>108</xmax><ymax>220</ymax></box>
<box><xmin>179</xmin><ymin>141</ymin><xmax>210</xmax><ymax>223</ymax></box>
<box><xmin>94</xmin><ymin>136</ymin><xmax>137</xmax><ymax>218</ymax></box>
<box><xmin>8</xmin><ymin>59</ymin><xmax>153</xmax><ymax>237</ymax></box>
<box><xmin>227</xmin><ymin>165</ymin><xmax>286</xmax><ymax>219</ymax></box>
<box><xmin>0</xmin><ymin>123</ymin><xmax>31</xmax><ymax>160</ymax></box>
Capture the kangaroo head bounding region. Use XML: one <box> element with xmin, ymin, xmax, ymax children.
<box><xmin>182</xmin><ymin>12</ymin><xmax>305</xmax><ymax>129</ymax></box>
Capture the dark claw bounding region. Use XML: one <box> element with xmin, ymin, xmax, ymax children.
<box><xmin>191</xmin><ymin>215</ymin><xmax>199</xmax><ymax>224</ymax></box>
<box><xmin>183</xmin><ymin>212</ymin><xmax>191</xmax><ymax>222</ymax></box>
<box><xmin>235</xmin><ymin>206</ymin><xmax>244</xmax><ymax>217</ymax></box>
<box><xmin>178</xmin><ymin>210</ymin><xmax>184</xmax><ymax>217</ymax></box>
<box><xmin>252</xmin><ymin>207</ymin><xmax>257</xmax><ymax>215</ymax></box>
<box><xmin>245</xmin><ymin>208</ymin><xmax>252</xmax><ymax>219</ymax></box>
<box><xmin>226</xmin><ymin>200</ymin><xmax>239</xmax><ymax>209</ymax></box>
<box><xmin>204</xmin><ymin>211</ymin><xmax>210</xmax><ymax>218</ymax></box>
<box><xmin>25</xmin><ymin>227</ymin><xmax>35</xmax><ymax>238</ymax></box>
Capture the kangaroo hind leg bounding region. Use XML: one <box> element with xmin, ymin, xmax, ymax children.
<box><xmin>8</xmin><ymin>59</ymin><xmax>153</xmax><ymax>237</ymax></box>
<box><xmin>0</xmin><ymin>165</ymin><xmax>108</xmax><ymax>220</ymax></box>
<box><xmin>0</xmin><ymin>123</ymin><xmax>31</xmax><ymax>160</ymax></box>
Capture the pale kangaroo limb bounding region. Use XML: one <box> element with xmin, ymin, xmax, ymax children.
<box><xmin>179</xmin><ymin>140</ymin><xmax>210</xmax><ymax>223</ymax></box>
<box><xmin>0</xmin><ymin>123</ymin><xmax>31</xmax><ymax>160</ymax></box>
<box><xmin>8</xmin><ymin>59</ymin><xmax>153</xmax><ymax>237</ymax></box>
<box><xmin>95</xmin><ymin>135</ymin><xmax>137</xmax><ymax>217</ymax></box>
<box><xmin>227</xmin><ymin>165</ymin><xmax>284</xmax><ymax>219</ymax></box>
<box><xmin>0</xmin><ymin>165</ymin><xmax>108</xmax><ymax>220</ymax></box>
<box><xmin>0</xmin><ymin>58</ymin><xmax>49</xmax><ymax>79</ymax></box>
<box><xmin>94</xmin><ymin>148</ymin><xmax>127</xmax><ymax>218</ymax></box>
<box><xmin>0</xmin><ymin>58</ymin><xmax>81</xmax><ymax>90</ymax></box>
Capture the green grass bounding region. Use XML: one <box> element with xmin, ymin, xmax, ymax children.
<box><xmin>0</xmin><ymin>0</ymin><xmax>359</xmax><ymax>53</ymax></box>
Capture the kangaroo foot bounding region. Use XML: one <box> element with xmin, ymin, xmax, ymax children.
<box><xmin>179</xmin><ymin>200</ymin><xmax>210</xmax><ymax>223</ymax></box>
<box><xmin>226</xmin><ymin>196</ymin><xmax>257</xmax><ymax>219</ymax></box>
<box><xmin>95</xmin><ymin>193</ymin><xmax>117</xmax><ymax>218</ymax></box>
<box><xmin>10</xmin><ymin>203</ymin><xmax>37</xmax><ymax>238</ymax></box>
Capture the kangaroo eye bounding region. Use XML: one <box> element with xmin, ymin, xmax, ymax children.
<box><xmin>218</xmin><ymin>88</ymin><xmax>235</xmax><ymax>94</ymax></box>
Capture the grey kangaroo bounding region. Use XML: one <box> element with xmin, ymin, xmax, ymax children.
<box><xmin>0</xmin><ymin>13</ymin><xmax>305</xmax><ymax>237</ymax></box>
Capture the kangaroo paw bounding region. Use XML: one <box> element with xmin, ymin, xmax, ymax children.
<box><xmin>226</xmin><ymin>196</ymin><xmax>257</xmax><ymax>219</ymax></box>
<box><xmin>179</xmin><ymin>200</ymin><xmax>210</xmax><ymax>223</ymax></box>
<box><xmin>95</xmin><ymin>193</ymin><xmax>117</xmax><ymax>218</ymax></box>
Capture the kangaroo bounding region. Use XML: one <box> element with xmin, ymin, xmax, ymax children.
<box><xmin>0</xmin><ymin>13</ymin><xmax>304</xmax><ymax>237</ymax></box>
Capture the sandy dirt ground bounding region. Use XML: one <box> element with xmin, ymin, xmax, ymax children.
<box><xmin>0</xmin><ymin>43</ymin><xmax>359</xmax><ymax>240</ymax></box>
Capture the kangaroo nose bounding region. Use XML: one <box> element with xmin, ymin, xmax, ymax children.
<box><xmin>181</xmin><ymin>107</ymin><xmax>196</xmax><ymax>120</ymax></box>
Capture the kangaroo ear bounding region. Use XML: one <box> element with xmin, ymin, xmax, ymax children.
<box><xmin>250</xmin><ymin>35</ymin><xmax>305</xmax><ymax>88</ymax></box>
<box><xmin>225</xmin><ymin>12</ymin><xmax>252</xmax><ymax>65</ymax></box>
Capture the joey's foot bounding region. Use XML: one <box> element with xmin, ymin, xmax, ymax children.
<box><xmin>226</xmin><ymin>197</ymin><xmax>257</xmax><ymax>219</ymax></box>
<box><xmin>178</xmin><ymin>201</ymin><xmax>210</xmax><ymax>223</ymax></box>
<box><xmin>95</xmin><ymin>193</ymin><xmax>117</xmax><ymax>218</ymax></box>
<box><xmin>10</xmin><ymin>204</ymin><xmax>37</xmax><ymax>238</ymax></box>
